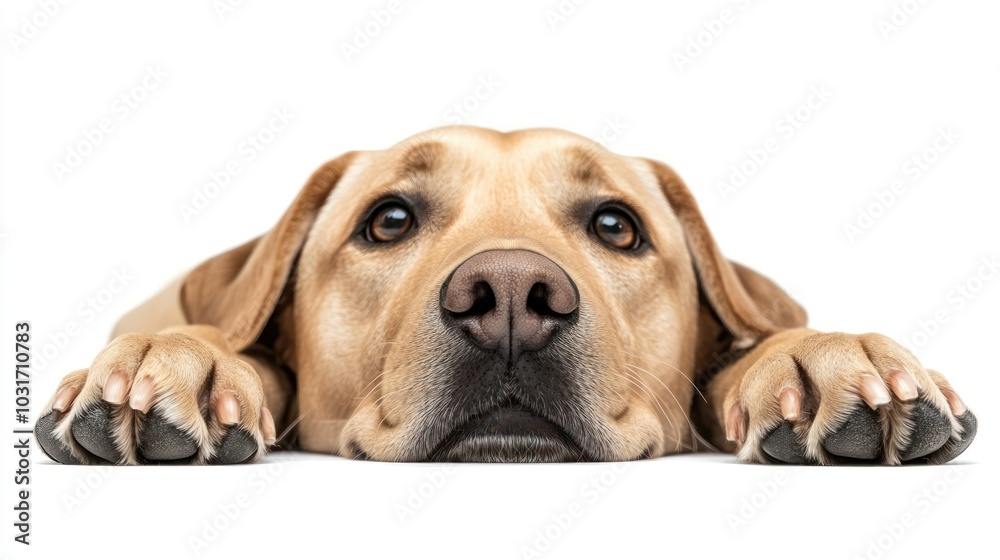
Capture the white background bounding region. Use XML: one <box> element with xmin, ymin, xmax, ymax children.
<box><xmin>2</xmin><ymin>0</ymin><xmax>999</xmax><ymax>558</ymax></box>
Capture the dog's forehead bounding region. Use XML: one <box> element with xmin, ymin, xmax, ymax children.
<box><xmin>375</xmin><ymin>126</ymin><xmax>658</xmax><ymax>201</ymax></box>
<box><xmin>312</xmin><ymin>126</ymin><xmax>678</xmax><ymax>245</ymax></box>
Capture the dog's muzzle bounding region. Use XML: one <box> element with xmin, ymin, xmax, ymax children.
<box><xmin>431</xmin><ymin>249</ymin><xmax>585</xmax><ymax>461</ymax></box>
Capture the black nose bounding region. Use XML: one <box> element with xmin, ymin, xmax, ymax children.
<box><xmin>440</xmin><ymin>249</ymin><xmax>579</xmax><ymax>358</ymax></box>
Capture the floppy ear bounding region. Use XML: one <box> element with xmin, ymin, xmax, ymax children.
<box><xmin>644</xmin><ymin>159</ymin><xmax>807</xmax><ymax>348</ymax></box>
<box><xmin>180</xmin><ymin>152</ymin><xmax>358</xmax><ymax>351</ymax></box>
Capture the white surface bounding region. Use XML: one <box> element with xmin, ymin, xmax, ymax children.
<box><xmin>25</xmin><ymin>453</ymin><xmax>990</xmax><ymax>560</ymax></box>
<box><xmin>2</xmin><ymin>0</ymin><xmax>998</xmax><ymax>558</ymax></box>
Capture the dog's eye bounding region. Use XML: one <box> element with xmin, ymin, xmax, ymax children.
<box><xmin>592</xmin><ymin>210</ymin><xmax>638</xmax><ymax>250</ymax></box>
<box><xmin>367</xmin><ymin>203</ymin><xmax>413</xmax><ymax>243</ymax></box>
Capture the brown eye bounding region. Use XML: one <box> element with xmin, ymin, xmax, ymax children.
<box><xmin>367</xmin><ymin>203</ymin><xmax>413</xmax><ymax>243</ymax></box>
<box><xmin>593</xmin><ymin>210</ymin><xmax>638</xmax><ymax>250</ymax></box>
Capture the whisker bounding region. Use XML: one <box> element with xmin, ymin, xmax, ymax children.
<box><xmin>625</xmin><ymin>363</ymin><xmax>702</xmax><ymax>453</ymax></box>
<box><xmin>350</xmin><ymin>377</ymin><xmax>386</xmax><ymax>418</ymax></box>
<box><xmin>611</xmin><ymin>370</ymin><xmax>675</xmax><ymax>435</ymax></box>
<box><xmin>275</xmin><ymin>413</ymin><xmax>307</xmax><ymax>445</ymax></box>
<box><xmin>358</xmin><ymin>389</ymin><xmax>404</xmax><ymax>430</ymax></box>
<box><xmin>620</xmin><ymin>368</ymin><xmax>684</xmax><ymax>449</ymax></box>
<box><xmin>621</xmin><ymin>349</ymin><xmax>707</xmax><ymax>403</ymax></box>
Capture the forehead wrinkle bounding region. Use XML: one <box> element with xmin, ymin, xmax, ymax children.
<box><xmin>527</xmin><ymin>145</ymin><xmax>642</xmax><ymax>212</ymax></box>
<box><xmin>565</xmin><ymin>145</ymin><xmax>614</xmax><ymax>186</ymax></box>
<box><xmin>394</xmin><ymin>140</ymin><xmax>446</xmax><ymax>180</ymax></box>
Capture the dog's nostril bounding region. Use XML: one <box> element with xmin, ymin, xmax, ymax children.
<box><xmin>469</xmin><ymin>281</ymin><xmax>496</xmax><ymax>315</ymax></box>
<box><xmin>526</xmin><ymin>282</ymin><xmax>562</xmax><ymax>318</ymax></box>
<box><xmin>449</xmin><ymin>281</ymin><xmax>495</xmax><ymax>318</ymax></box>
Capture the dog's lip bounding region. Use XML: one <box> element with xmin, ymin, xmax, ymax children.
<box><xmin>427</xmin><ymin>404</ymin><xmax>588</xmax><ymax>462</ymax></box>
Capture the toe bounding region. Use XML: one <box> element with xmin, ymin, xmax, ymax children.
<box><xmin>210</xmin><ymin>426</ymin><xmax>259</xmax><ymax>464</ymax></box>
<box><xmin>35</xmin><ymin>412</ymin><xmax>80</xmax><ymax>465</ymax></box>
<box><xmin>760</xmin><ymin>421</ymin><xmax>808</xmax><ymax>464</ymax></box>
<box><xmin>70</xmin><ymin>402</ymin><xmax>122</xmax><ymax>463</ymax></box>
<box><xmin>823</xmin><ymin>405</ymin><xmax>882</xmax><ymax>460</ymax></box>
<box><xmin>929</xmin><ymin>411</ymin><xmax>977</xmax><ymax>464</ymax></box>
<box><xmin>900</xmin><ymin>400</ymin><xmax>952</xmax><ymax>462</ymax></box>
<box><xmin>137</xmin><ymin>408</ymin><xmax>199</xmax><ymax>462</ymax></box>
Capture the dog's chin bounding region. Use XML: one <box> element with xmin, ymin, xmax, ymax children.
<box><xmin>429</xmin><ymin>406</ymin><xmax>585</xmax><ymax>462</ymax></box>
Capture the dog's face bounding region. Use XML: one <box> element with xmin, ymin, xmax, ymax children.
<box><xmin>182</xmin><ymin>126</ymin><xmax>802</xmax><ymax>462</ymax></box>
<box><xmin>297</xmin><ymin>127</ymin><xmax>698</xmax><ymax>462</ymax></box>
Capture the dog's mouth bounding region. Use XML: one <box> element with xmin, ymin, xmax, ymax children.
<box><xmin>428</xmin><ymin>401</ymin><xmax>587</xmax><ymax>462</ymax></box>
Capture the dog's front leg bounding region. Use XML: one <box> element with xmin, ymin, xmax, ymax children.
<box><xmin>695</xmin><ymin>328</ymin><xmax>976</xmax><ymax>465</ymax></box>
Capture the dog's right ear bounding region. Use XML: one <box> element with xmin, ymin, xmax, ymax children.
<box><xmin>180</xmin><ymin>152</ymin><xmax>358</xmax><ymax>351</ymax></box>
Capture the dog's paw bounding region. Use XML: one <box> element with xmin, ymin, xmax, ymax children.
<box><xmin>725</xmin><ymin>332</ymin><xmax>976</xmax><ymax>465</ymax></box>
<box><xmin>34</xmin><ymin>332</ymin><xmax>276</xmax><ymax>465</ymax></box>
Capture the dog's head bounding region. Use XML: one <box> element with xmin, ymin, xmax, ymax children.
<box><xmin>181</xmin><ymin>126</ymin><xmax>805</xmax><ymax>462</ymax></box>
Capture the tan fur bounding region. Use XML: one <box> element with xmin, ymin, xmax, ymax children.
<box><xmin>38</xmin><ymin>126</ymin><xmax>971</xmax><ymax>465</ymax></box>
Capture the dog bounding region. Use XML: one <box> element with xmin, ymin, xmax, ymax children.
<box><xmin>35</xmin><ymin>126</ymin><xmax>976</xmax><ymax>465</ymax></box>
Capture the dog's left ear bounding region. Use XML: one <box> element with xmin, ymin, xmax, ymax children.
<box><xmin>644</xmin><ymin>159</ymin><xmax>807</xmax><ymax>348</ymax></box>
<box><xmin>180</xmin><ymin>152</ymin><xmax>358</xmax><ymax>351</ymax></box>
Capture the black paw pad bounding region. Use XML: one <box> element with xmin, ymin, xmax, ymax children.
<box><xmin>70</xmin><ymin>402</ymin><xmax>122</xmax><ymax>463</ymax></box>
<box><xmin>900</xmin><ymin>400</ymin><xmax>952</xmax><ymax>461</ymax></box>
<box><xmin>931</xmin><ymin>411</ymin><xmax>977</xmax><ymax>464</ymax></box>
<box><xmin>209</xmin><ymin>426</ymin><xmax>258</xmax><ymax>465</ymax></box>
<box><xmin>138</xmin><ymin>409</ymin><xmax>199</xmax><ymax>462</ymax></box>
<box><xmin>760</xmin><ymin>421</ymin><xmax>808</xmax><ymax>464</ymax></box>
<box><xmin>35</xmin><ymin>412</ymin><xmax>80</xmax><ymax>465</ymax></box>
<box><xmin>824</xmin><ymin>405</ymin><xmax>881</xmax><ymax>460</ymax></box>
